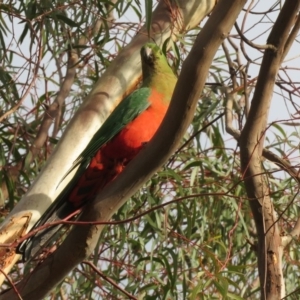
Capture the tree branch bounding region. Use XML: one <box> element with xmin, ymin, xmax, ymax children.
<box><xmin>0</xmin><ymin>0</ymin><xmax>217</xmax><ymax>293</ymax></box>
<box><xmin>0</xmin><ymin>0</ymin><xmax>247</xmax><ymax>298</ymax></box>
<box><xmin>239</xmin><ymin>1</ymin><xmax>300</xmax><ymax>298</ymax></box>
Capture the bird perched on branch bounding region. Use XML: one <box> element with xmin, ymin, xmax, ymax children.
<box><xmin>17</xmin><ymin>42</ymin><xmax>177</xmax><ymax>261</ymax></box>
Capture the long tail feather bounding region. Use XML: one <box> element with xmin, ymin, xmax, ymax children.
<box><xmin>24</xmin><ymin>203</ymin><xmax>82</xmax><ymax>261</ymax></box>
<box><xmin>16</xmin><ymin>161</ymin><xmax>90</xmax><ymax>261</ymax></box>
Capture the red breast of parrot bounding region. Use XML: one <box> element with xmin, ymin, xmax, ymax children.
<box><xmin>69</xmin><ymin>88</ymin><xmax>170</xmax><ymax>207</ymax></box>
<box><xmin>18</xmin><ymin>43</ymin><xmax>177</xmax><ymax>260</ymax></box>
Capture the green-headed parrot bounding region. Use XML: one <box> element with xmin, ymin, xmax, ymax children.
<box><xmin>17</xmin><ymin>43</ymin><xmax>177</xmax><ymax>261</ymax></box>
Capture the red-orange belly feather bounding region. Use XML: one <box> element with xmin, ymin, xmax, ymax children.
<box><xmin>69</xmin><ymin>90</ymin><xmax>168</xmax><ymax>206</ymax></box>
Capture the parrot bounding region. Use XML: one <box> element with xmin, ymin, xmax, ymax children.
<box><xmin>17</xmin><ymin>43</ymin><xmax>177</xmax><ymax>261</ymax></box>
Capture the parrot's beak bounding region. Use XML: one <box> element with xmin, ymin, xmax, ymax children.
<box><xmin>144</xmin><ymin>45</ymin><xmax>152</xmax><ymax>59</ymax></box>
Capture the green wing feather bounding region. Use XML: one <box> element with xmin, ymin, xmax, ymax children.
<box><xmin>68</xmin><ymin>87</ymin><xmax>151</xmax><ymax>175</ymax></box>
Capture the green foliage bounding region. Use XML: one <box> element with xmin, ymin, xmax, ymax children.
<box><xmin>1</xmin><ymin>1</ymin><xmax>300</xmax><ymax>299</ymax></box>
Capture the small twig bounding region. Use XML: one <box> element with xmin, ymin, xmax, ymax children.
<box><xmin>222</xmin><ymin>41</ymin><xmax>238</xmax><ymax>88</ymax></box>
<box><xmin>224</xmin><ymin>87</ymin><xmax>241</xmax><ymax>140</ymax></box>
<box><xmin>30</xmin><ymin>16</ymin><xmax>115</xmax><ymax>161</ymax></box>
<box><xmin>82</xmin><ymin>260</ymin><xmax>138</xmax><ymax>300</ymax></box>
<box><xmin>0</xmin><ymin>32</ymin><xmax>42</xmax><ymax>123</ymax></box>
<box><xmin>0</xmin><ymin>268</ymin><xmax>22</xmax><ymax>300</ymax></box>
<box><xmin>282</xmin><ymin>13</ymin><xmax>300</xmax><ymax>62</ymax></box>
<box><xmin>167</xmin><ymin>112</ymin><xmax>225</xmax><ymax>166</ymax></box>
<box><xmin>234</xmin><ymin>22</ymin><xmax>277</xmax><ymax>51</ymax></box>
<box><xmin>220</xmin><ymin>199</ymin><xmax>242</xmax><ymax>271</ymax></box>
<box><xmin>281</xmin><ymin>286</ymin><xmax>300</xmax><ymax>300</ymax></box>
